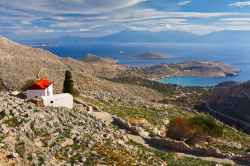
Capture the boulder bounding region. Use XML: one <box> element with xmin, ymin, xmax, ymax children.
<box><xmin>127</xmin><ymin>118</ymin><xmax>151</xmax><ymax>128</ymax></box>
<box><xmin>7</xmin><ymin>152</ymin><xmax>19</xmax><ymax>159</ymax></box>
<box><xmin>60</xmin><ymin>138</ymin><xmax>74</xmax><ymax>148</ymax></box>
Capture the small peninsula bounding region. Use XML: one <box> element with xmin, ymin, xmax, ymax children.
<box><xmin>138</xmin><ymin>60</ymin><xmax>240</xmax><ymax>79</ymax></box>
<box><xmin>132</xmin><ymin>52</ymin><xmax>172</xmax><ymax>59</ymax></box>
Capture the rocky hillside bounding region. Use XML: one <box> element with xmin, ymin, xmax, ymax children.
<box><xmin>0</xmin><ymin>36</ymin><xmax>126</xmax><ymax>90</ymax></box>
<box><xmin>0</xmin><ymin>93</ymin><xmax>171</xmax><ymax>165</ymax></box>
<box><xmin>0</xmin><ymin>36</ymin><xmax>66</xmax><ymax>90</ymax></box>
<box><xmin>208</xmin><ymin>80</ymin><xmax>250</xmax><ymax>124</ymax></box>
<box><xmin>215</xmin><ymin>81</ymin><xmax>241</xmax><ymax>88</ymax></box>
<box><xmin>0</xmin><ymin>93</ymin><xmax>235</xmax><ymax>166</ymax></box>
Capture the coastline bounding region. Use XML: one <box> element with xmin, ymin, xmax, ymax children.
<box><xmin>157</xmin><ymin>75</ymin><xmax>241</xmax><ymax>87</ymax></box>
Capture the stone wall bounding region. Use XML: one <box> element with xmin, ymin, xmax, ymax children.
<box><xmin>74</xmin><ymin>98</ymin><xmax>100</xmax><ymax>111</ymax></box>
<box><xmin>113</xmin><ymin>117</ymin><xmax>150</xmax><ymax>138</ymax></box>
<box><xmin>113</xmin><ymin>116</ymin><xmax>229</xmax><ymax>159</ymax></box>
<box><xmin>146</xmin><ymin>137</ymin><xmax>191</xmax><ymax>151</ymax></box>
<box><xmin>146</xmin><ymin>137</ymin><xmax>227</xmax><ymax>158</ymax></box>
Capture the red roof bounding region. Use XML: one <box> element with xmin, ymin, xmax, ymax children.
<box><xmin>27</xmin><ymin>79</ymin><xmax>53</xmax><ymax>90</ymax></box>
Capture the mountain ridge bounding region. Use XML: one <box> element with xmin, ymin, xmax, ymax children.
<box><xmin>21</xmin><ymin>30</ymin><xmax>250</xmax><ymax>44</ymax></box>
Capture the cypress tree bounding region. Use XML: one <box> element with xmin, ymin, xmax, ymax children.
<box><xmin>63</xmin><ymin>70</ymin><xmax>74</xmax><ymax>94</ymax></box>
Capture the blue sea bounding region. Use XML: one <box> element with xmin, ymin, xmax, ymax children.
<box><xmin>35</xmin><ymin>42</ymin><xmax>250</xmax><ymax>87</ymax></box>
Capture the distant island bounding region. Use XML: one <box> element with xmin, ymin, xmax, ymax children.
<box><xmin>82</xmin><ymin>54</ymin><xmax>117</xmax><ymax>64</ymax></box>
<box><xmin>27</xmin><ymin>42</ymin><xmax>59</xmax><ymax>47</ymax></box>
<box><xmin>132</xmin><ymin>52</ymin><xmax>173</xmax><ymax>59</ymax></box>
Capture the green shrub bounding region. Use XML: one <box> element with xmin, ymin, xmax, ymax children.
<box><xmin>166</xmin><ymin>117</ymin><xmax>223</xmax><ymax>144</ymax></box>
<box><xmin>27</xmin><ymin>154</ymin><xmax>33</xmax><ymax>161</ymax></box>
<box><xmin>189</xmin><ymin>117</ymin><xmax>223</xmax><ymax>137</ymax></box>
<box><xmin>63</xmin><ymin>70</ymin><xmax>74</xmax><ymax>94</ymax></box>
<box><xmin>166</xmin><ymin>117</ymin><xmax>204</xmax><ymax>144</ymax></box>
<box><xmin>4</xmin><ymin>117</ymin><xmax>24</xmax><ymax>127</ymax></box>
<box><xmin>0</xmin><ymin>133</ymin><xmax>5</xmax><ymax>142</ymax></box>
<box><xmin>15</xmin><ymin>142</ymin><xmax>25</xmax><ymax>158</ymax></box>
<box><xmin>38</xmin><ymin>156</ymin><xmax>45</xmax><ymax>166</ymax></box>
<box><xmin>63</xmin><ymin>70</ymin><xmax>80</xmax><ymax>97</ymax></box>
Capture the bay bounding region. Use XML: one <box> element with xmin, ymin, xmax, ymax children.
<box><xmin>35</xmin><ymin>42</ymin><xmax>250</xmax><ymax>86</ymax></box>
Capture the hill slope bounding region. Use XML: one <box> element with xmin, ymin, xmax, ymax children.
<box><xmin>0</xmin><ymin>93</ymin><xmax>170</xmax><ymax>165</ymax></box>
<box><xmin>208</xmin><ymin>81</ymin><xmax>250</xmax><ymax>123</ymax></box>
<box><xmin>0</xmin><ymin>36</ymin><xmax>166</xmax><ymax>104</ymax></box>
<box><xmin>0</xmin><ymin>36</ymin><xmax>66</xmax><ymax>90</ymax></box>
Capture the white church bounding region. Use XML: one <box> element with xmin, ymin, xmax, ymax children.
<box><xmin>26</xmin><ymin>79</ymin><xmax>73</xmax><ymax>109</ymax></box>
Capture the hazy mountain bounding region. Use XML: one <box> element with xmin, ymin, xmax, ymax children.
<box><xmin>20</xmin><ymin>30</ymin><xmax>250</xmax><ymax>44</ymax></box>
<box><xmin>98</xmin><ymin>30</ymin><xmax>200</xmax><ymax>42</ymax></box>
<box><xmin>202</xmin><ymin>30</ymin><xmax>250</xmax><ymax>43</ymax></box>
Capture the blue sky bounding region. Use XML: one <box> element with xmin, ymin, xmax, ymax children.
<box><xmin>1</xmin><ymin>0</ymin><xmax>250</xmax><ymax>40</ymax></box>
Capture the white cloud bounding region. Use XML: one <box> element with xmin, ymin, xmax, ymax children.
<box><xmin>1</xmin><ymin>0</ymin><xmax>250</xmax><ymax>39</ymax></box>
<box><xmin>229</xmin><ymin>1</ymin><xmax>250</xmax><ymax>7</ymax></box>
<box><xmin>221</xmin><ymin>18</ymin><xmax>250</xmax><ymax>22</ymax></box>
<box><xmin>62</xmin><ymin>0</ymin><xmax>86</xmax><ymax>4</ymax></box>
<box><xmin>178</xmin><ymin>1</ymin><xmax>191</xmax><ymax>6</ymax></box>
<box><xmin>0</xmin><ymin>0</ymin><xmax>147</xmax><ymax>15</ymax></box>
<box><xmin>128</xmin><ymin>26</ymin><xmax>148</xmax><ymax>31</ymax></box>
<box><xmin>20</xmin><ymin>20</ymin><xmax>32</xmax><ymax>25</ymax></box>
<box><xmin>50</xmin><ymin>22</ymin><xmax>83</xmax><ymax>27</ymax></box>
<box><xmin>79</xmin><ymin>28</ymin><xmax>88</xmax><ymax>31</ymax></box>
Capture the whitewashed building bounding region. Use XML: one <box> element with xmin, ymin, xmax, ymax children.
<box><xmin>26</xmin><ymin>79</ymin><xmax>74</xmax><ymax>109</ymax></box>
<box><xmin>26</xmin><ymin>79</ymin><xmax>53</xmax><ymax>99</ymax></box>
<box><xmin>41</xmin><ymin>93</ymin><xmax>73</xmax><ymax>109</ymax></box>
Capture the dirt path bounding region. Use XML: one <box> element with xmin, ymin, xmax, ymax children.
<box><xmin>89</xmin><ymin>110</ymin><xmax>236</xmax><ymax>165</ymax></box>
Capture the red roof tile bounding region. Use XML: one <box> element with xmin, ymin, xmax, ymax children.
<box><xmin>27</xmin><ymin>79</ymin><xmax>53</xmax><ymax>90</ymax></box>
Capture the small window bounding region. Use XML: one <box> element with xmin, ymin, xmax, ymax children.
<box><xmin>50</xmin><ymin>101</ymin><xmax>54</xmax><ymax>104</ymax></box>
<box><xmin>35</xmin><ymin>96</ymin><xmax>38</xmax><ymax>98</ymax></box>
